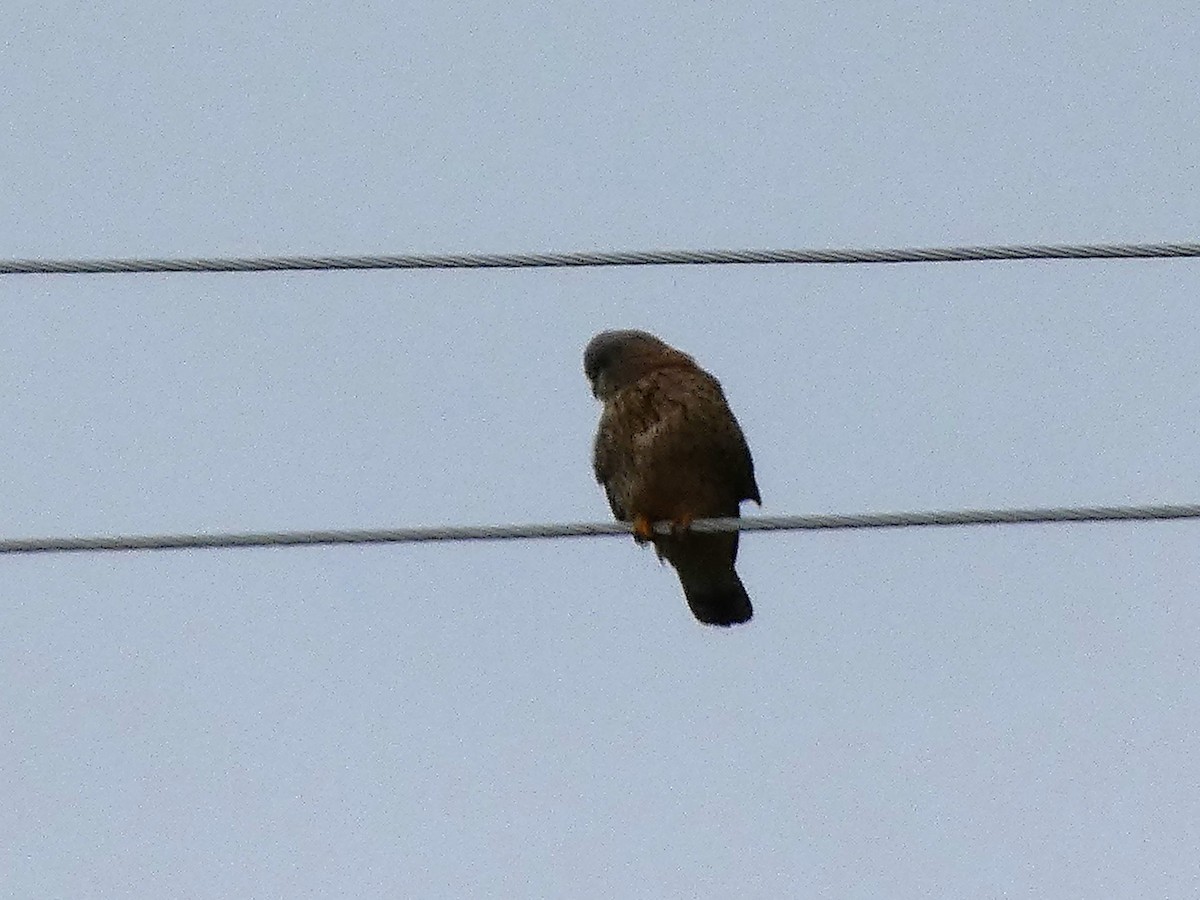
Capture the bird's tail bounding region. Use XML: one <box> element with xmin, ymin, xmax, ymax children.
<box><xmin>663</xmin><ymin>532</ymin><xmax>753</xmax><ymax>626</ymax></box>
<box><xmin>681</xmin><ymin>568</ymin><xmax>753</xmax><ymax>626</ymax></box>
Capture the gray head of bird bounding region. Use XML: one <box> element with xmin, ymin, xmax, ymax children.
<box><xmin>583</xmin><ymin>329</ymin><xmax>696</xmax><ymax>401</ymax></box>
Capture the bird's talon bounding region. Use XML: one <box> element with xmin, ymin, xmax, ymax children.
<box><xmin>670</xmin><ymin>514</ymin><xmax>695</xmax><ymax>536</ymax></box>
<box><xmin>632</xmin><ymin>514</ymin><xmax>654</xmax><ymax>544</ymax></box>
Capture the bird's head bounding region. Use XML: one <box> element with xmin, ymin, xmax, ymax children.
<box><xmin>583</xmin><ymin>329</ymin><xmax>694</xmax><ymax>401</ymax></box>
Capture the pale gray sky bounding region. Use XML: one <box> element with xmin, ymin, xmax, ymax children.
<box><xmin>3</xmin><ymin>3</ymin><xmax>1200</xmax><ymax>897</ymax></box>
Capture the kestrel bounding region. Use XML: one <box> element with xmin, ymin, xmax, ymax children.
<box><xmin>584</xmin><ymin>329</ymin><xmax>761</xmax><ymax>626</ymax></box>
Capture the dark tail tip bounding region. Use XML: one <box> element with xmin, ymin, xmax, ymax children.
<box><xmin>685</xmin><ymin>580</ymin><xmax>753</xmax><ymax>627</ymax></box>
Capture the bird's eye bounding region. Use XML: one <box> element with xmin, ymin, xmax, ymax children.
<box><xmin>586</xmin><ymin>349</ymin><xmax>611</xmax><ymax>379</ymax></box>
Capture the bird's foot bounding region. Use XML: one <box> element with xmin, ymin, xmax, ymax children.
<box><xmin>632</xmin><ymin>514</ymin><xmax>655</xmax><ymax>544</ymax></box>
<box><xmin>668</xmin><ymin>513</ymin><xmax>695</xmax><ymax>536</ymax></box>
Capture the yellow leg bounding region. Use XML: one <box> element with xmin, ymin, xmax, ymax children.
<box><xmin>669</xmin><ymin>512</ymin><xmax>695</xmax><ymax>536</ymax></box>
<box><xmin>632</xmin><ymin>514</ymin><xmax>654</xmax><ymax>544</ymax></box>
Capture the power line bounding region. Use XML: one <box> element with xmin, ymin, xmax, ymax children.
<box><xmin>2</xmin><ymin>241</ymin><xmax>1199</xmax><ymax>277</ymax></box>
<box><xmin>2</xmin><ymin>502</ymin><xmax>1197</xmax><ymax>556</ymax></box>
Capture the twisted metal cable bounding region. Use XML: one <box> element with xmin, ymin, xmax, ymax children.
<box><xmin>2</xmin><ymin>242</ymin><xmax>1199</xmax><ymax>276</ymax></box>
<box><xmin>3</xmin><ymin>503</ymin><xmax>1198</xmax><ymax>555</ymax></box>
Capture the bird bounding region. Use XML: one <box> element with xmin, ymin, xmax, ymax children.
<box><xmin>583</xmin><ymin>329</ymin><xmax>761</xmax><ymax>626</ymax></box>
